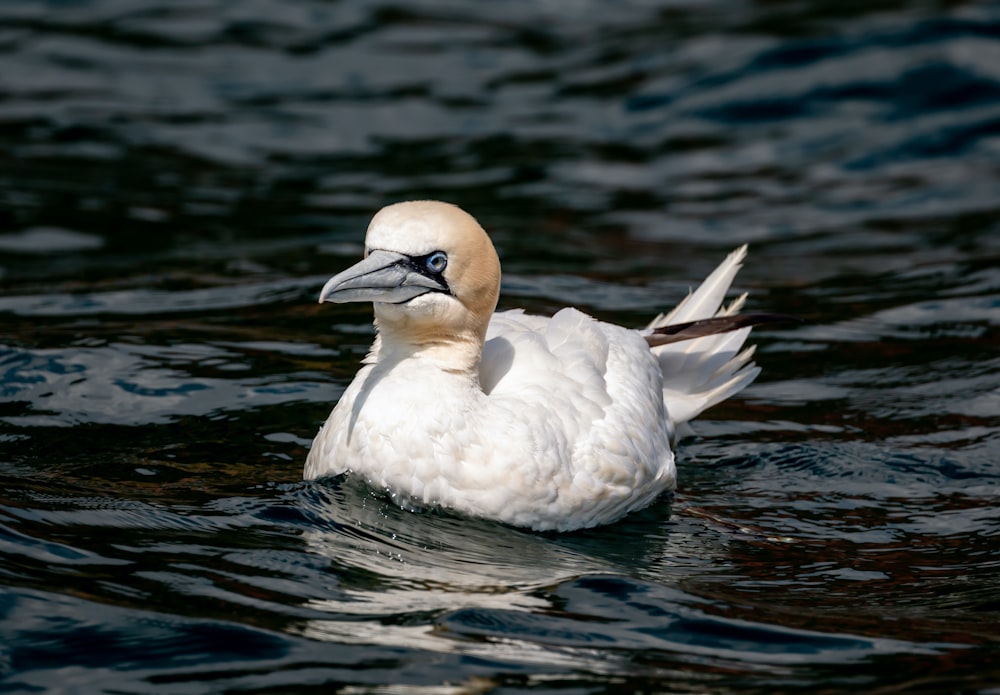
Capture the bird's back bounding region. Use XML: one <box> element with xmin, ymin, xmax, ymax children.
<box><xmin>477</xmin><ymin>308</ymin><xmax>677</xmax><ymax>529</ymax></box>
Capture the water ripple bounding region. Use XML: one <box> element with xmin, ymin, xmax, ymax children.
<box><xmin>1</xmin><ymin>1</ymin><xmax>999</xmax><ymax>692</ymax></box>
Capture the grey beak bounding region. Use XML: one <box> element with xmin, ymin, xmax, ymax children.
<box><xmin>318</xmin><ymin>250</ymin><xmax>449</xmax><ymax>305</ymax></box>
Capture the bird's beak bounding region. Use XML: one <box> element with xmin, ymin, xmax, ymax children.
<box><xmin>318</xmin><ymin>250</ymin><xmax>449</xmax><ymax>305</ymax></box>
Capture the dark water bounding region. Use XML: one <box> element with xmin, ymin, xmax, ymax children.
<box><xmin>2</xmin><ymin>0</ymin><xmax>999</xmax><ymax>692</ymax></box>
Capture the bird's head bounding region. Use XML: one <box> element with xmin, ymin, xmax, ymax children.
<box><xmin>319</xmin><ymin>201</ymin><xmax>501</xmax><ymax>360</ymax></box>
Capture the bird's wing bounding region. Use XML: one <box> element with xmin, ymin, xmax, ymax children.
<box><xmin>642</xmin><ymin>246</ymin><xmax>760</xmax><ymax>431</ymax></box>
<box><xmin>481</xmin><ymin>309</ymin><xmax>611</xmax><ymax>421</ymax></box>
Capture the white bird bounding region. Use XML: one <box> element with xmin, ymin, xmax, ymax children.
<box><xmin>305</xmin><ymin>200</ymin><xmax>777</xmax><ymax>531</ymax></box>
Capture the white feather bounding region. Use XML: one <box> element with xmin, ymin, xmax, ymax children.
<box><xmin>642</xmin><ymin>244</ymin><xmax>759</xmax><ymax>432</ymax></box>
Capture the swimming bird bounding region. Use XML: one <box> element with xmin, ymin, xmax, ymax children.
<box><xmin>305</xmin><ymin>201</ymin><xmax>775</xmax><ymax>531</ymax></box>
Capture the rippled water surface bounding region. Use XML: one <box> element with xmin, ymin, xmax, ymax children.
<box><xmin>2</xmin><ymin>1</ymin><xmax>1000</xmax><ymax>692</ymax></box>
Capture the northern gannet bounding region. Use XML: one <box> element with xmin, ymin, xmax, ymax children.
<box><xmin>305</xmin><ymin>201</ymin><xmax>776</xmax><ymax>531</ymax></box>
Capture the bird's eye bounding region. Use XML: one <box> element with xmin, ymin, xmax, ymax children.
<box><xmin>425</xmin><ymin>251</ymin><xmax>448</xmax><ymax>274</ymax></box>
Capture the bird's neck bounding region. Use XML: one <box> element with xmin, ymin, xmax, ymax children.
<box><xmin>373</xmin><ymin>325</ymin><xmax>484</xmax><ymax>378</ymax></box>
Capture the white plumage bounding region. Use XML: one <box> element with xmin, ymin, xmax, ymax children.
<box><xmin>305</xmin><ymin>201</ymin><xmax>762</xmax><ymax>531</ymax></box>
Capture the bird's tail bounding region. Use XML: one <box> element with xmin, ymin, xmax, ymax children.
<box><xmin>643</xmin><ymin>245</ymin><xmax>759</xmax><ymax>436</ymax></box>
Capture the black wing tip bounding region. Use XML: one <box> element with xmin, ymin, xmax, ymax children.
<box><xmin>645</xmin><ymin>313</ymin><xmax>802</xmax><ymax>347</ymax></box>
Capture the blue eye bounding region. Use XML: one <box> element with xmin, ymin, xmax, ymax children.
<box><xmin>425</xmin><ymin>251</ymin><xmax>448</xmax><ymax>274</ymax></box>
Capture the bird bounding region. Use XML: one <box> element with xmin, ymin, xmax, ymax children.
<box><xmin>305</xmin><ymin>200</ymin><xmax>781</xmax><ymax>532</ymax></box>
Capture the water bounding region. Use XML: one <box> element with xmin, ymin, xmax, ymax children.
<box><xmin>2</xmin><ymin>0</ymin><xmax>999</xmax><ymax>692</ymax></box>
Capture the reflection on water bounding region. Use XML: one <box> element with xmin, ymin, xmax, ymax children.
<box><xmin>1</xmin><ymin>0</ymin><xmax>999</xmax><ymax>692</ymax></box>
